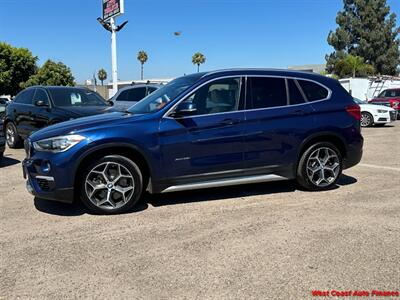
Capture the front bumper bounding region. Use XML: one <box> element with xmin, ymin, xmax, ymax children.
<box><xmin>23</xmin><ymin>160</ymin><xmax>75</xmax><ymax>203</ymax></box>
<box><xmin>373</xmin><ymin>111</ymin><xmax>397</xmax><ymax>124</ymax></box>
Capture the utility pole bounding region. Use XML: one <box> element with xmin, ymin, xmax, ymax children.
<box><xmin>97</xmin><ymin>0</ymin><xmax>127</xmax><ymax>97</ymax></box>
<box><xmin>110</xmin><ymin>17</ymin><xmax>118</xmax><ymax>96</ymax></box>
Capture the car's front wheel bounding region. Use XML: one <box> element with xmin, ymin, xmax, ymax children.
<box><xmin>360</xmin><ymin>112</ymin><xmax>373</xmax><ymax>127</ymax></box>
<box><xmin>5</xmin><ymin>122</ymin><xmax>22</xmax><ymax>148</ymax></box>
<box><xmin>296</xmin><ymin>142</ymin><xmax>342</xmax><ymax>191</ymax></box>
<box><xmin>80</xmin><ymin>155</ymin><xmax>143</xmax><ymax>214</ymax></box>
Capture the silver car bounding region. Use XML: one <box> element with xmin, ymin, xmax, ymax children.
<box><xmin>109</xmin><ymin>84</ymin><xmax>161</xmax><ymax>111</ymax></box>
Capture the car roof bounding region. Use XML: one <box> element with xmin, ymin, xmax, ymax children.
<box><xmin>26</xmin><ymin>86</ymin><xmax>91</xmax><ymax>91</ymax></box>
<box><xmin>198</xmin><ymin>68</ymin><xmax>329</xmax><ymax>81</ymax></box>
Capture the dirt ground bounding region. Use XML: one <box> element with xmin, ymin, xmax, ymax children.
<box><xmin>1</xmin><ymin>123</ymin><xmax>399</xmax><ymax>299</ymax></box>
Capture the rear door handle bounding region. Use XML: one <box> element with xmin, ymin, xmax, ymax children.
<box><xmin>220</xmin><ymin>118</ymin><xmax>240</xmax><ymax>125</ymax></box>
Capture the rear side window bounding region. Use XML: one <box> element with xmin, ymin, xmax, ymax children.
<box><xmin>297</xmin><ymin>80</ymin><xmax>329</xmax><ymax>101</ymax></box>
<box><xmin>384</xmin><ymin>89</ymin><xmax>400</xmax><ymax>97</ymax></box>
<box><xmin>147</xmin><ymin>86</ymin><xmax>158</xmax><ymax>95</ymax></box>
<box><xmin>14</xmin><ymin>89</ymin><xmax>35</xmax><ymax>104</ymax></box>
<box><xmin>116</xmin><ymin>87</ymin><xmax>146</xmax><ymax>102</ymax></box>
<box><xmin>249</xmin><ymin>77</ymin><xmax>287</xmax><ymax>109</ymax></box>
<box><xmin>288</xmin><ymin>79</ymin><xmax>306</xmax><ymax>105</ymax></box>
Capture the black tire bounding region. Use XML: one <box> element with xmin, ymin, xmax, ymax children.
<box><xmin>360</xmin><ymin>112</ymin><xmax>373</xmax><ymax>127</ymax></box>
<box><xmin>80</xmin><ymin>155</ymin><xmax>144</xmax><ymax>214</ymax></box>
<box><xmin>5</xmin><ymin>122</ymin><xmax>22</xmax><ymax>148</ymax></box>
<box><xmin>296</xmin><ymin>142</ymin><xmax>343</xmax><ymax>191</ymax></box>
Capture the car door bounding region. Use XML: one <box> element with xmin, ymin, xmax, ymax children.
<box><xmin>243</xmin><ymin>76</ymin><xmax>314</xmax><ymax>175</ymax></box>
<box><xmin>30</xmin><ymin>88</ymin><xmax>52</xmax><ymax>134</ymax></box>
<box><xmin>11</xmin><ymin>89</ymin><xmax>35</xmax><ymax>138</ymax></box>
<box><xmin>158</xmin><ymin>77</ymin><xmax>245</xmax><ymax>181</ymax></box>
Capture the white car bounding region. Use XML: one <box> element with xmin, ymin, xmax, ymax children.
<box><xmin>354</xmin><ymin>98</ymin><xmax>397</xmax><ymax>127</ymax></box>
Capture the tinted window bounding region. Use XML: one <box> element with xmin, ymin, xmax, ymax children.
<box><xmin>384</xmin><ymin>89</ymin><xmax>400</xmax><ymax>97</ymax></box>
<box><xmin>48</xmin><ymin>88</ymin><xmax>106</xmax><ymax>107</ymax></box>
<box><xmin>298</xmin><ymin>80</ymin><xmax>328</xmax><ymax>101</ymax></box>
<box><xmin>33</xmin><ymin>89</ymin><xmax>50</xmax><ymax>105</ymax></box>
<box><xmin>14</xmin><ymin>89</ymin><xmax>34</xmax><ymax>104</ymax></box>
<box><xmin>180</xmin><ymin>77</ymin><xmax>241</xmax><ymax>116</ymax></box>
<box><xmin>249</xmin><ymin>77</ymin><xmax>287</xmax><ymax>109</ymax></box>
<box><xmin>288</xmin><ymin>79</ymin><xmax>306</xmax><ymax>105</ymax></box>
<box><xmin>147</xmin><ymin>86</ymin><xmax>158</xmax><ymax>95</ymax></box>
<box><xmin>116</xmin><ymin>87</ymin><xmax>146</xmax><ymax>102</ymax></box>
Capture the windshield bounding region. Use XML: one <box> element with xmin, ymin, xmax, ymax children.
<box><xmin>49</xmin><ymin>88</ymin><xmax>107</xmax><ymax>107</ymax></box>
<box><xmin>127</xmin><ymin>75</ymin><xmax>202</xmax><ymax>114</ymax></box>
<box><xmin>353</xmin><ymin>97</ymin><xmax>366</xmax><ymax>104</ymax></box>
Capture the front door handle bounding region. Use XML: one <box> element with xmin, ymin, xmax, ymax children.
<box><xmin>220</xmin><ymin>118</ymin><xmax>240</xmax><ymax>125</ymax></box>
<box><xmin>290</xmin><ymin>109</ymin><xmax>306</xmax><ymax>116</ymax></box>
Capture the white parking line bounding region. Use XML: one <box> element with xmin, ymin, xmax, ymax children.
<box><xmin>358</xmin><ymin>163</ymin><xmax>400</xmax><ymax>172</ymax></box>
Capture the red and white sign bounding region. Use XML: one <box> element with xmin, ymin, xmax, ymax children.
<box><xmin>102</xmin><ymin>0</ymin><xmax>124</xmax><ymax>21</ymax></box>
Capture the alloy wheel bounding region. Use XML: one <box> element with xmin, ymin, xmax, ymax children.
<box><xmin>6</xmin><ymin>125</ymin><xmax>15</xmax><ymax>146</ymax></box>
<box><xmin>306</xmin><ymin>147</ymin><xmax>340</xmax><ymax>187</ymax></box>
<box><xmin>85</xmin><ymin>162</ymin><xmax>135</xmax><ymax>210</ymax></box>
<box><xmin>360</xmin><ymin>113</ymin><xmax>372</xmax><ymax>127</ymax></box>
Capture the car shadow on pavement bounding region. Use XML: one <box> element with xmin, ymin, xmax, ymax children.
<box><xmin>0</xmin><ymin>156</ymin><xmax>20</xmax><ymax>168</ymax></box>
<box><xmin>34</xmin><ymin>197</ymin><xmax>149</xmax><ymax>216</ymax></box>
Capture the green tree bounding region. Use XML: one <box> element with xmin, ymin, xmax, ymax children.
<box><xmin>326</xmin><ymin>0</ymin><xmax>400</xmax><ymax>76</ymax></box>
<box><xmin>0</xmin><ymin>42</ymin><xmax>38</xmax><ymax>96</ymax></box>
<box><xmin>137</xmin><ymin>50</ymin><xmax>148</xmax><ymax>80</ymax></box>
<box><xmin>333</xmin><ymin>54</ymin><xmax>375</xmax><ymax>78</ymax></box>
<box><xmin>23</xmin><ymin>60</ymin><xmax>75</xmax><ymax>88</ymax></box>
<box><xmin>97</xmin><ymin>68</ymin><xmax>107</xmax><ymax>86</ymax></box>
<box><xmin>192</xmin><ymin>52</ymin><xmax>206</xmax><ymax>72</ymax></box>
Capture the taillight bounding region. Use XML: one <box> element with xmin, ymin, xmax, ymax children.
<box><xmin>346</xmin><ymin>104</ymin><xmax>361</xmax><ymax>120</ymax></box>
<box><xmin>390</xmin><ymin>101</ymin><xmax>399</xmax><ymax>109</ymax></box>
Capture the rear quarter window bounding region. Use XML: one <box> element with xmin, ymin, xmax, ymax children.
<box><xmin>298</xmin><ymin>80</ymin><xmax>329</xmax><ymax>101</ymax></box>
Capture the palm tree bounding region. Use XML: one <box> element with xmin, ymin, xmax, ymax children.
<box><xmin>192</xmin><ymin>52</ymin><xmax>206</xmax><ymax>72</ymax></box>
<box><xmin>97</xmin><ymin>68</ymin><xmax>107</xmax><ymax>86</ymax></box>
<box><xmin>137</xmin><ymin>50</ymin><xmax>148</xmax><ymax>80</ymax></box>
<box><xmin>345</xmin><ymin>55</ymin><xmax>365</xmax><ymax>78</ymax></box>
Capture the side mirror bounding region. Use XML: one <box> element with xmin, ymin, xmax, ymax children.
<box><xmin>172</xmin><ymin>102</ymin><xmax>197</xmax><ymax>117</ymax></box>
<box><xmin>107</xmin><ymin>100</ymin><xmax>114</xmax><ymax>106</ymax></box>
<box><xmin>35</xmin><ymin>100</ymin><xmax>48</xmax><ymax>107</ymax></box>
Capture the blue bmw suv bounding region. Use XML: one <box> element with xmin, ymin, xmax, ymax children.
<box><xmin>23</xmin><ymin>69</ymin><xmax>363</xmax><ymax>214</ymax></box>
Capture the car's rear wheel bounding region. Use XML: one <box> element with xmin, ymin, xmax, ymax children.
<box><xmin>5</xmin><ymin>122</ymin><xmax>22</xmax><ymax>148</ymax></box>
<box><xmin>360</xmin><ymin>112</ymin><xmax>373</xmax><ymax>127</ymax></box>
<box><xmin>296</xmin><ymin>142</ymin><xmax>342</xmax><ymax>191</ymax></box>
<box><xmin>80</xmin><ymin>155</ymin><xmax>143</xmax><ymax>214</ymax></box>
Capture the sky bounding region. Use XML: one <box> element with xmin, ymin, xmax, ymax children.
<box><xmin>1</xmin><ymin>0</ymin><xmax>399</xmax><ymax>83</ymax></box>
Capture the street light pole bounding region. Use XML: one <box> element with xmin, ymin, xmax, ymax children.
<box><xmin>110</xmin><ymin>17</ymin><xmax>118</xmax><ymax>96</ymax></box>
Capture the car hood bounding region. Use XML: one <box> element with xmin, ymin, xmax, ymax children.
<box><xmin>56</xmin><ymin>106</ymin><xmax>115</xmax><ymax>118</ymax></box>
<box><xmin>29</xmin><ymin>112</ymin><xmax>146</xmax><ymax>141</ymax></box>
<box><xmin>360</xmin><ymin>103</ymin><xmax>394</xmax><ymax>111</ymax></box>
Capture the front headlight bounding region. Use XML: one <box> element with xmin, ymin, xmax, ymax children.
<box><xmin>33</xmin><ymin>134</ymin><xmax>85</xmax><ymax>152</ymax></box>
<box><xmin>377</xmin><ymin>109</ymin><xmax>388</xmax><ymax>113</ymax></box>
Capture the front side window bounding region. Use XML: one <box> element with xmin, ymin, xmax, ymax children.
<box><xmin>48</xmin><ymin>89</ymin><xmax>107</xmax><ymax>107</ymax></box>
<box><xmin>33</xmin><ymin>89</ymin><xmax>50</xmax><ymax>105</ymax></box>
<box><xmin>116</xmin><ymin>87</ymin><xmax>146</xmax><ymax>102</ymax></box>
<box><xmin>297</xmin><ymin>80</ymin><xmax>329</xmax><ymax>101</ymax></box>
<box><xmin>384</xmin><ymin>89</ymin><xmax>400</xmax><ymax>97</ymax></box>
<box><xmin>14</xmin><ymin>89</ymin><xmax>35</xmax><ymax>104</ymax></box>
<box><xmin>179</xmin><ymin>77</ymin><xmax>241</xmax><ymax>116</ymax></box>
<box><xmin>249</xmin><ymin>77</ymin><xmax>287</xmax><ymax>109</ymax></box>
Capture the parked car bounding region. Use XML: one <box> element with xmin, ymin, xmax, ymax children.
<box><xmin>109</xmin><ymin>84</ymin><xmax>161</xmax><ymax>111</ymax></box>
<box><xmin>23</xmin><ymin>69</ymin><xmax>363</xmax><ymax>214</ymax></box>
<box><xmin>0</xmin><ymin>97</ymin><xmax>8</xmax><ymax>119</ymax></box>
<box><xmin>0</xmin><ymin>120</ymin><xmax>5</xmax><ymax>161</ymax></box>
<box><xmin>368</xmin><ymin>88</ymin><xmax>400</xmax><ymax>119</ymax></box>
<box><xmin>4</xmin><ymin>86</ymin><xmax>114</xmax><ymax>148</ymax></box>
<box><xmin>353</xmin><ymin>98</ymin><xmax>397</xmax><ymax>127</ymax></box>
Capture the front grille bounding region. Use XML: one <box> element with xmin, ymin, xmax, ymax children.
<box><xmin>36</xmin><ymin>178</ymin><xmax>50</xmax><ymax>191</ymax></box>
<box><xmin>390</xmin><ymin>111</ymin><xmax>397</xmax><ymax>121</ymax></box>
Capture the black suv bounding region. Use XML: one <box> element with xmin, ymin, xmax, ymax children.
<box><xmin>4</xmin><ymin>86</ymin><xmax>114</xmax><ymax>148</ymax></box>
